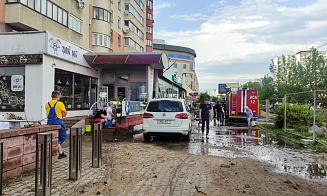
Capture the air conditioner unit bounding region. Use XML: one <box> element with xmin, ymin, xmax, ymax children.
<box><xmin>124</xmin><ymin>10</ymin><xmax>129</xmax><ymax>15</ymax></box>
<box><xmin>129</xmin><ymin>26</ymin><xmax>135</xmax><ymax>32</ymax></box>
<box><xmin>122</xmin><ymin>26</ymin><xmax>130</xmax><ymax>33</ymax></box>
<box><xmin>78</xmin><ymin>0</ymin><xmax>85</xmax><ymax>9</ymax></box>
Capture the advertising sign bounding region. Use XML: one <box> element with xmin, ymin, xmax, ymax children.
<box><xmin>47</xmin><ymin>33</ymin><xmax>86</xmax><ymax>65</ymax></box>
<box><xmin>122</xmin><ymin>101</ymin><xmax>141</xmax><ymax>116</ymax></box>
<box><xmin>218</xmin><ymin>83</ymin><xmax>239</xmax><ymax>94</ymax></box>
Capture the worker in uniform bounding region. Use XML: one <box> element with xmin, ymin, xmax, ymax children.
<box><xmin>246</xmin><ymin>106</ymin><xmax>253</xmax><ymax>128</ymax></box>
<box><xmin>46</xmin><ymin>91</ymin><xmax>68</xmax><ymax>159</ymax></box>
<box><xmin>216</xmin><ymin>101</ymin><xmax>224</xmax><ymax>126</ymax></box>
<box><xmin>199</xmin><ymin>98</ymin><xmax>212</xmax><ymax>139</ymax></box>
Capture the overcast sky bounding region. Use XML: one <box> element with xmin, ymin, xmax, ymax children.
<box><xmin>153</xmin><ymin>0</ymin><xmax>327</xmax><ymax>92</ymax></box>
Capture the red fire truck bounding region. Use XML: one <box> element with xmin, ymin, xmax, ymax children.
<box><xmin>226</xmin><ymin>87</ymin><xmax>259</xmax><ymax>120</ymax></box>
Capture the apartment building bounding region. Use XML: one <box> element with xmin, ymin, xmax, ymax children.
<box><xmin>153</xmin><ymin>39</ymin><xmax>199</xmax><ymax>97</ymax></box>
<box><xmin>273</xmin><ymin>50</ymin><xmax>327</xmax><ymax>80</ymax></box>
<box><xmin>0</xmin><ymin>0</ymin><xmax>171</xmax><ymax>122</ymax></box>
<box><xmin>1</xmin><ymin>0</ymin><xmax>152</xmax><ymax>53</ymax></box>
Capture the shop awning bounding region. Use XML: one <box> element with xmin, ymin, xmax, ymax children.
<box><xmin>84</xmin><ymin>52</ymin><xmax>169</xmax><ymax>70</ymax></box>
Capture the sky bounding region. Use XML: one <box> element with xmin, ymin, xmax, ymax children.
<box><xmin>153</xmin><ymin>0</ymin><xmax>327</xmax><ymax>92</ymax></box>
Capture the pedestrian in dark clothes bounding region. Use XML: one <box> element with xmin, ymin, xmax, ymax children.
<box><xmin>199</xmin><ymin>98</ymin><xmax>212</xmax><ymax>139</ymax></box>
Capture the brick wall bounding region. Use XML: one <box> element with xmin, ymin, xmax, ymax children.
<box><xmin>0</xmin><ymin>125</ymin><xmax>60</xmax><ymax>181</ymax></box>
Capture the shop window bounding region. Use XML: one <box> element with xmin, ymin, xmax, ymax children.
<box><xmin>54</xmin><ymin>69</ymin><xmax>98</xmax><ymax>109</ymax></box>
<box><xmin>117</xmin><ymin>76</ymin><xmax>129</xmax><ymax>84</ymax></box>
<box><xmin>130</xmin><ymin>83</ymin><xmax>146</xmax><ymax>101</ymax></box>
<box><xmin>0</xmin><ymin>67</ymin><xmax>25</xmax><ymax>111</ymax></box>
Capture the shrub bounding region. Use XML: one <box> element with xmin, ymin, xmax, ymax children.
<box><xmin>274</xmin><ymin>104</ymin><xmax>325</xmax><ymax>129</ymax></box>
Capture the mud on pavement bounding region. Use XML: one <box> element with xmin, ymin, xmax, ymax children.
<box><xmin>82</xmin><ymin>142</ymin><xmax>327</xmax><ymax>196</ymax></box>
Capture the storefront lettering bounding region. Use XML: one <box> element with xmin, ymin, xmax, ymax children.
<box><xmin>0</xmin><ymin>54</ymin><xmax>43</xmax><ymax>65</ymax></box>
<box><xmin>62</xmin><ymin>46</ymin><xmax>78</xmax><ymax>59</ymax></box>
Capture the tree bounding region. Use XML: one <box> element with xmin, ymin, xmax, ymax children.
<box><xmin>212</xmin><ymin>96</ymin><xmax>217</xmax><ymax>103</ymax></box>
<box><xmin>200</xmin><ymin>93</ymin><xmax>210</xmax><ymax>103</ymax></box>
<box><xmin>260</xmin><ymin>75</ymin><xmax>276</xmax><ymax>100</ymax></box>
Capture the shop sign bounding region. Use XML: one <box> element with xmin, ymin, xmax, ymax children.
<box><xmin>122</xmin><ymin>101</ymin><xmax>141</xmax><ymax>116</ymax></box>
<box><xmin>47</xmin><ymin>33</ymin><xmax>86</xmax><ymax>64</ymax></box>
<box><xmin>11</xmin><ymin>75</ymin><xmax>24</xmax><ymax>91</ymax></box>
<box><xmin>159</xmin><ymin>85</ymin><xmax>166</xmax><ymax>91</ymax></box>
<box><xmin>0</xmin><ymin>54</ymin><xmax>43</xmax><ymax>65</ymax></box>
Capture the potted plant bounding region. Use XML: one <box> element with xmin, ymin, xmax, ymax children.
<box><xmin>75</xmin><ymin>94</ymin><xmax>82</xmax><ymax>108</ymax></box>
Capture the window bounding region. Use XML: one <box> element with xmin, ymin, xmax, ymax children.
<box><xmin>118</xmin><ymin>36</ymin><xmax>121</xmax><ymax>46</ymax></box>
<box><xmin>70</xmin><ymin>16</ymin><xmax>82</xmax><ymax>34</ymax></box>
<box><xmin>134</xmin><ymin>0</ymin><xmax>144</xmax><ymax>11</ymax></box>
<box><xmin>146</xmin><ymin>26</ymin><xmax>153</xmax><ymax>34</ymax></box>
<box><xmin>92</xmin><ymin>33</ymin><xmax>110</xmax><ymax>48</ymax></box>
<box><xmin>18</xmin><ymin>0</ymin><xmax>68</xmax><ymax>27</ymax></box>
<box><xmin>167</xmin><ymin>53</ymin><xmax>195</xmax><ymax>61</ymax></box>
<box><xmin>174</xmin><ymin>72</ymin><xmax>177</xmax><ymax>75</ymax></box>
<box><xmin>183</xmin><ymin>64</ymin><xmax>187</xmax><ymax>69</ymax></box>
<box><xmin>47</xmin><ymin>1</ymin><xmax>52</xmax><ymax>18</ymax></box>
<box><xmin>146</xmin><ymin>13</ymin><xmax>153</xmax><ymax>21</ymax></box>
<box><xmin>126</xmin><ymin>4</ymin><xmax>144</xmax><ymax>25</ymax></box>
<box><xmin>125</xmin><ymin>21</ymin><xmax>144</xmax><ymax>39</ymax></box>
<box><xmin>130</xmin><ymin>83</ymin><xmax>146</xmax><ymax>101</ymax></box>
<box><xmin>53</xmin><ymin>4</ymin><xmax>58</xmax><ymax>21</ymax></box>
<box><xmin>118</xmin><ymin>18</ymin><xmax>121</xmax><ymax>28</ymax></box>
<box><xmin>191</xmin><ymin>62</ymin><xmax>194</xmax><ymax>70</ymax></box>
<box><xmin>146</xmin><ymin>39</ymin><xmax>152</xmax><ymax>47</ymax></box>
<box><xmin>124</xmin><ymin>38</ymin><xmax>144</xmax><ymax>52</ymax></box>
<box><xmin>0</xmin><ymin>67</ymin><xmax>25</xmax><ymax>111</ymax></box>
<box><xmin>173</xmin><ymin>64</ymin><xmax>177</xmax><ymax>68</ymax></box>
<box><xmin>93</xmin><ymin>7</ymin><xmax>111</xmax><ymax>23</ymax></box>
<box><xmin>146</xmin><ymin>0</ymin><xmax>153</xmax><ymax>9</ymax></box>
<box><xmin>55</xmin><ymin>69</ymin><xmax>98</xmax><ymax>109</ymax></box>
<box><xmin>117</xmin><ymin>76</ymin><xmax>129</xmax><ymax>84</ymax></box>
<box><xmin>118</xmin><ymin>1</ymin><xmax>121</xmax><ymax>10</ymax></box>
<box><xmin>147</xmin><ymin>101</ymin><xmax>183</xmax><ymax>112</ymax></box>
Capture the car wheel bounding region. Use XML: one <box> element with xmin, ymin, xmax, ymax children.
<box><xmin>183</xmin><ymin>131</ymin><xmax>190</xmax><ymax>141</ymax></box>
<box><xmin>144</xmin><ymin>134</ymin><xmax>151</xmax><ymax>141</ymax></box>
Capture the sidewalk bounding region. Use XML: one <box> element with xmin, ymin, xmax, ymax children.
<box><xmin>2</xmin><ymin>138</ymin><xmax>109</xmax><ymax>196</ymax></box>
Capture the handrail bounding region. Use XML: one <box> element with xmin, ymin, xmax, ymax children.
<box><xmin>88</xmin><ymin>101</ymin><xmax>111</xmax><ymax>116</ymax></box>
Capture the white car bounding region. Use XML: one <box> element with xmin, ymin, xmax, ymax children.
<box><xmin>143</xmin><ymin>98</ymin><xmax>192</xmax><ymax>141</ymax></box>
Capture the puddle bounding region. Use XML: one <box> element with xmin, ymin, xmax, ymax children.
<box><xmin>152</xmin><ymin>124</ymin><xmax>327</xmax><ymax>182</ymax></box>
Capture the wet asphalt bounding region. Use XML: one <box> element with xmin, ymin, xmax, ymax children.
<box><xmin>104</xmin><ymin>121</ymin><xmax>327</xmax><ymax>182</ymax></box>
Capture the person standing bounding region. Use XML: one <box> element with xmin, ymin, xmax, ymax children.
<box><xmin>107</xmin><ymin>103</ymin><xmax>115</xmax><ymax>122</ymax></box>
<box><xmin>246</xmin><ymin>106</ymin><xmax>253</xmax><ymax>128</ymax></box>
<box><xmin>199</xmin><ymin>98</ymin><xmax>212</xmax><ymax>138</ymax></box>
<box><xmin>216</xmin><ymin>101</ymin><xmax>224</xmax><ymax>126</ymax></box>
<box><xmin>45</xmin><ymin>91</ymin><xmax>68</xmax><ymax>159</ymax></box>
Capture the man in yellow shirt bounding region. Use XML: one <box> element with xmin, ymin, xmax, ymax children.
<box><xmin>45</xmin><ymin>91</ymin><xmax>68</xmax><ymax>159</ymax></box>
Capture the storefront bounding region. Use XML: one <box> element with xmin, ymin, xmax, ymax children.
<box><xmin>84</xmin><ymin>52</ymin><xmax>169</xmax><ymax>102</ymax></box>
<box><xmin>0</xmin><ymin>31</ymin><xmax>101</xmax><ymax>121</ymax></box>
<box><xmin>158</xmin><ymin>69</ymin><xmax>186</xmax><ymax>99</ymax></box>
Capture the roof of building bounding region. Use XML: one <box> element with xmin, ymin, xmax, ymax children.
<box><xmin>153</xmin><ymin>43</ymin><xmax>196</xmax><ymax>57</ymax></box>
<box><xmin>83</xmin><ymin>52</ymin><xmax>169</xmax><ymax>70</ymax></box>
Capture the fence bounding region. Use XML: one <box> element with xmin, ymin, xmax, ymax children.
<box><xmin>266</xmin><ymin>90</ymin><xmax>327</xmax><ymax>145</ymax></box>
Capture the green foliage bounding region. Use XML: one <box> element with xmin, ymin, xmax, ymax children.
<box><xmin>212</xmin><ymin>96</ymin><xmax>217</xmax><ymax>103</ymax></box>
<box><xmin>271</xmin><ymin>47</ymin><xmax>327</xmax><ymax>98</ymax></box>
<box><xmin>200</xmin><ymin>93</ymin><xmax>210</xmax><ymax>103</ymax></box>
<box><xmin>274</xmin><ymin>104</ymin><xmax>325</xmax><ymax>129</ymax></box>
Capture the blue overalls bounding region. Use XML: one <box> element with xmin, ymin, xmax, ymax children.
<box><xmin>47</xmin><ymin>102</ymin><xmax>67</xmax><ymax>145</ymax></box>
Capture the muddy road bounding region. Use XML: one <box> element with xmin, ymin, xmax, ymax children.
<box><xmin>83</xmin><ymin>123</ymin><xmax>327</xmax><ymax>196</ymax></box>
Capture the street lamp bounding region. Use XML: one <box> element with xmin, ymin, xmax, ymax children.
<box><xmin>237</xmin><ymin>76</ymin><xmax>247</xmax><ymax>88</ymax></box>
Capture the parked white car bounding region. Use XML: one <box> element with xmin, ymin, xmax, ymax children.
<box><xmin>143</xmin><ymin>98</ymin><xmax>192</xmax><ymax>141</ymax></box>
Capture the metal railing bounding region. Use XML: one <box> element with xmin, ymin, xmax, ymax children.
<box><xmin>69</xmin><ymin>127</ymin><xmax>82</xmax><ymax>180</ymax></box>
<box><xmin>92</xmin><ymin>123</ymin><xmax>102</xmax><ymax>168</ymax></box>
<box><xmin>88</xmin><ymin>101</ymin><xmax>111</xmax><ymax>116</ymax></box>
<box><xmin>35</xmin><ymin>133</ymin><xmax>52</xmax><ymax>196</ymax></box>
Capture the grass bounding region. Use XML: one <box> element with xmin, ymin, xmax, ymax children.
<box><xmin>260</xmin><ymin>124</ymin><xmax>327</xmax><ymax>153</ymax></box>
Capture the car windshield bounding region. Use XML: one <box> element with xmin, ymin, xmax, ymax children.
<box><xmin>147</xmin><ymin>101</ymin><xmax>184</xmax><ymax>112</ymax></box>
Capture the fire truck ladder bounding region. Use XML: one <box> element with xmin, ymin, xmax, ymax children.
<box><xmin>231</xmin><ymin>91</ymin><xmax>237</xmax><ymax>115</ymax></box>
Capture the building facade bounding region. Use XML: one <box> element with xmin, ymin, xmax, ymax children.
<box><xmin>153</xmin><ymin>39</ymin><xmax>199</xmax><ymax>96</ymax></box>
<box><xmin>1</xmin><ymin>0</ymin><xmax>149</xmax><ymax>53</ymax></box>
<box><xmin>0</xmin><ymin>0</ymin><xmax>174</xmax><ymax>123</ymax></box>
